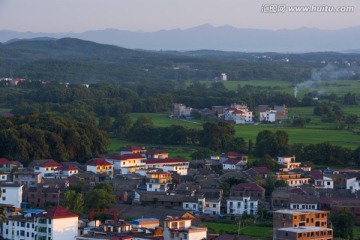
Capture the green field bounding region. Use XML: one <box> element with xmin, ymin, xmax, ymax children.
<box><xmin>201</xmin><ymin>79</ymin><xmax>360</xmax><ymax>99</ymax></box>
<box><xmin>204</xmin><ymin>222</ymin><xmax>273</xmax><ymax>239</ymax></box>
<box><xmin>126</xmin><ymin>111</ymin><xmax>360</xmax><ymax>150</ymax></box>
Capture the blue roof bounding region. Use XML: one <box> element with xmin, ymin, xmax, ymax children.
<box><xmin>132</xmin><ymin>218</ymin><xmax>159</xmax><ymax>224</ymax></box>
<box><xmin>23</xmin><ymin>209</ymin><xmax>45</xmax><ymax>214</ymax></box>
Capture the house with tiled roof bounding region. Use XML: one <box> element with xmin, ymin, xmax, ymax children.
<box><xmin>146</xmin><ymin>158</ymin><xmax>189</xmax><ymax>175</ymax></box>
<box><xmin>32</xmin><ymin>159</ymin><xmax>62</xmax><ymax>178</ymax></box>
<box><xmin>230</xmin><ymin>182</ymin><xmax>265</xmax><ymax>201</ymax></box>
<box><xmin>53</xmin><ymin>164</ymin><xmax>79</xmax><ymax>179</ymax></box>
<box><xmin>146</xmin><ymin>149</ymin><xmax>169</xmax><ymax>159</ymax></box>
<box><xmin>86</xmin><ymin>158</ymin><xmax>114</xmax><ymax>178</ymax></box>
<box><xmin>106</xmin><ymin>154</ymin><xmax>146</xmax><ymax>174</ymax></box>
<box><xmin>246</xmin><ymin>167</ymin><xmax>270</xmax><ymax>180</ymax></box>
<box><xmin>309</xmin><ymin>172</ymin><xmax>334</xmax><ymax>189</ymax></box>
<box><xmin>2</xmin><ymin>205</ymin><xmax>78</xmax><ymax>240</ymax></box>
<box><xmin>219</xmin><ymin>152</ymin><xmax>248</xmax><ymax>163</ymax></box>
<box><xmin>26</xmin><ymin>184</ymin><xmax>61</xmax><ymax>208</ymax></box>
<box><xmin>120</xmin><ymin>145</ymin><xmax>147</xmax><ymax>155</ymax></box>
<box><xmin>0</xmin><ymin>157</ymin><xmax>18</xmax><ymax>173</ymax></box>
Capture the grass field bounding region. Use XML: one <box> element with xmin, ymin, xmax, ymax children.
<box><xmin>201</xmin><ymin>79</ymin><xmax>360</xmax><ymax>99</ymax></box>
<box><xmin>126</xmin><ymin>111</ymin><xmax>360</xmax><ymax>150</ymax></box>
<box><xmin>204</xmin><ymin>222</ymin><xmax>273</xmax><ymax>239</ymax></box>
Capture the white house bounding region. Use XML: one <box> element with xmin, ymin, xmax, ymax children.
<box><xmin>312</xmin><ymin>174</ymin><xmax>334</xmax><ymax>189</ymax></box>
<box><xmin>226</xmin><ymin>197</ymin><xmax>258</xmax><ymax>215</ymax></box>
<box><xmin>0</xmin><ymin>184</ymin><xmax>23</xmax><ymax>208</ymax></box>
<box><xmin>86</xmin><ymin>158</ymin><xmax>114</xmax><ymax>178</ymax></box>
<box><xmin>277</xmin><ymin>156</ymin><xmax>301</xmax><ymax>172</ymax></box>
<box><xmin>204</xmin><ymin>199</ymin><xmax>221</xmax><ymax>215</ymax></box>
<box><xmin>145</xmin><ymin>158</ymin><xmax>189</xmax><ymax>175</ymax></box>
<box><xmin>163</xmin><ymin>216</ymin><xmax>207</xmax><ymax>240</ymax></box>
<box><xmin>346</xmin><ymin>176</ymin><xmax>360</xmax><ymax>193</ymax></box>
<box><xmin>33</xmin><ymin>159</ymin><xmax>62</xmax><ymax>178</ymax></box>
<box><xmin>182</xmin><ymin>197</ymin><xmax>205</xmax><ymax>213</ymax></box>
<box><xmin>290</xmin><ymin>203</ymin><xmax>318</xmax><ymax>210</ymax></box>
<box><xmin>55</xmin><ymin>164</ymin><xmax>79</xmax><ymax>179</ymax></box>
<box><xmin>106</xmin><ymin>154</ymin><xmax>146</xmax><ymax>174</ymax></box>
<box><xmin>259</xmin><ymin>109</ymin><xmax>277</xmax><ymax>122</ymax></box>
<box><xmin>2</xmin><ymin>206</ymin><xmax>78</xmax><ymax>240</ymax></box>
<box><xmin>222</xmin><ymin>159</ymin><xmax>247</xmax><ymax>170</ymax></box>
<box><xmin>146</xmin><ymin>170</ymin><xmax>172</xmax><ymax>192</ymax></box>
<box><xmin>224</xmin><ymin>106</ymin><xmax>253</xmax><ymax>124</ymax></box>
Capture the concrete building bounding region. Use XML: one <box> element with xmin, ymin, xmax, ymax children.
<box><xmin>275</xmin><ymin>226</ymin><xmax>333</xmax><ymax>240</ymax></box>
<box><xmin>163</xmin><ymin>216</ymin><xmax>207</xmax><ymax>240</ymax></box>
<box><xmin>226</xmin><ymin>197</ymin><xmax>258</xmax><ymax>215</ymax></box>
<box><xmin>0</xmin><ymin>184</ymin><xmax>23</xmax><ymax>208</ymax></box>
<box><xmin>2</xmin><ymin>206</ymin><xmax>78</xmax><ymax>240</ymax></box>
<box><xmin>86</xmin><ymin>158</ymin><xmax>114</xmax><ymax>178</ymax></box>
<box><xmin>146</xmin><ymin>170</ymin><xmax>172</xmax><ymax>192</ymax></box>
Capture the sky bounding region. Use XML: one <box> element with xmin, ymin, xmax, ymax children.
<box><xmin>0</xmin><ymin>0</ymin><xmax>359</xmax><ymax>32</ymax></box>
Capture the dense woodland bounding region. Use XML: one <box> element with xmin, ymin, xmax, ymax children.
<box><xmin>1</xmin><ymin>38</ymin><xmax>360</xmax><ymax>167</ymax></box>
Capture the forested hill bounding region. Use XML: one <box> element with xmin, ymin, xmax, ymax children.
<box><xmin>1</xmin><ymin>38</ymin><xmax>360</xmax><ymax>84</ymax></box>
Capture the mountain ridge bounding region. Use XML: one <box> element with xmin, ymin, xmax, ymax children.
<box><xmin>1</xmin><ymin>24</ymin><xmax>360</xmax><ymax>52</ymax></box>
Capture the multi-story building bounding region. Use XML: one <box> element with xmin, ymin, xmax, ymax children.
<box><xmin>163</xmin><ymin>216</ymin><xmax>207</xmax><ymax>240</ymax></box>
<box><xmin>230</xmin><ymin>182</ymin><xmax>265</xmax><ymax>201</ymax></box>
<box><xmin>226</xmin><ymin>197</ymin><xmax>258</xmax><ymax>215</ymax></box>
<box><xmin>146</xmin><ymin>149</ymin><xmax>169</xmax><ymax>159</ymax></box>
<box><xmin>54</xmin><ymin>164</ymin><xmax>79</xmax><ymax>179</ymax></box>
<box><xmin>86</xmin><ymin>158</ymin><xmax>113</xmax><ymax>178</ymax></box>
<box><xmin>32</xmin><ymin>159</ymin><xmax>62</xmax><ymax>179</ymax></box>
<box><xmin>277</xmin><ymin>156</ymin><xmax>301</xmax><ymax>172</ymax></box>
<box><xmin>275</xmin><ymin>226</ymin><xmax>333</xmax><ymax>240</ymax></box>
<box><xmin>224</xmin><ymin>104</ymin><xmax>253</xmax><ymax>124</ymax></box>
<box><xmin>106</xmin><ymin>154</ymin><xmax>146</xmax><ymax>174</ymax></box>
<box><xmin>0</xmin><ymin>157</ymin><xmax>18</xmax><ymax>173</ymax></box>
<box><xmin>26</xmin><ymin>185</ymin><xmax>61</xmax><ymax>208</ymax></box>
<box><xmin>172</xmin><ymin>103</ymin><xmax>192</xmax><ymax>118</ymax></box>
<box><xmin>273</xmin><ymin>209</ymin><xmax>331</xmax><ymax>240</ymax></box>
<box><xmin>146</xmin><ymin>158</ymin><xmax>189</xmax><ymax>175</ymax></box>
<box><xmin>276</xmin><ymin>173</ymin><xmax>310</xmax><ymax>187</ymax></box>
<box><xmin>0</xmin><ymin>183</ymin><xmax>23</xmax><ymax>208</ymax></box>
<box><xmin>273</xmin><ymin>209</ymin><xmax>330</xmax><ymax>239</ymax></box>
<box><xmin>120</xmin><ymin>145</ymin><xmax>147</xmax><ymax>155</ymax></box>
<box><xmin>146</xmin><ymin>170</ymin><xmax>172</xmax><ymax>192</ymax></box>
<box><xmin>2</xmin><ymin>206</ymin><xmax>78</xmax><ymax>240</ymax></box>
<box><xmin>13</xmin><ymin>172</ymin><xmax>42</xmax><ymax>187</ymax></box>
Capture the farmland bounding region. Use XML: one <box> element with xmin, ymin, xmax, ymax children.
<box><xmin>127</xmin><ymin>107</ymin><xmax>360</xmax><ymax>150</ymax></box>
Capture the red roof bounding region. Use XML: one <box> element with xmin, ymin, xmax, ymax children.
<box><xmin>146</xmin><ymin>158</ymin><xmax>186</xmax><ymax>164</ymax></box>
<box><xmin>39</xmin><ymin>159</ymin><xmax>62</xmax><ymax>168</ymax></box>
<box><xmin>0</xmin><ymin>158</ymin><xmax>12</xmax><ymax>164</ymax></box>
<box><xmin>61</xmin><ymin>164</ymin><xmax>78</xmax><ymax>171</ymax></box>
<box><xmin>231</xmin><ymin>183</ymin><xmax>265</xmax><ymax>192</ymax></box>
<box><xmin>43</xmin><ymin>205</ymin><xmax>78</xmax><ymax>219</ymax></box>
<box><xmin>87</xmin><ymin>158</ymin><xmax>113</xmax><ymax>166</ymax></box>
<box><xmin>309</xmin><ymin>172</ymin><xmax>324</xmax><ymax>180</ymax></box>
<box><xmin>108</xmin><ymin>154</ymin><xmax>145</xmax><ymax>160</ymax></box>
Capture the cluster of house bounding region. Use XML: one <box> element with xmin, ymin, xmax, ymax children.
<box><xmin>0</xmin><ymin>147</ymin><xmax>359</xmax><ymax>239</ymax></box>
<box><xmin>172</xmin><ymin>103</ymin><xmax>288</xmax><ymax>124</ymax></box>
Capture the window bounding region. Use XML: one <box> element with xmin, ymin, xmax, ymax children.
<box><xmin>213</xmin><ymin>204</ymin><xmax>216</xmax><ymax>208</ymax></box>
<box><xmin>2</xmin><ymin>189</ymin><xmax>5</xmax><ymax>193</ymax></box>
<box><xmin>185</xmin><ymin>204</ymin><xmax>188</xmax><ymax>208</ymax></box>
<box><xmin>2</xmin><ymin>197</ymin><xmax>6</xmax><ymax>200</ymax></box>
<box><xmin>20</xmin><ymin>230</ymin><xmax>25</xmax><ymax>236</ymax></box>
<box><xmin>327</xmin><ymin>181</ymin><xmax>330</xmax><ymax>185</ymax></box>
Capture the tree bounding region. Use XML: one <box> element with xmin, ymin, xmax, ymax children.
<box><xmin>255</xmin><ymin>130</ymin><xmax>279</xmax><ymax>157</ymax></box>
<box><xmin>331</xmin><ymin>210</ymin><xmax>355</xmax><ymax>239</ymax></box>
<box><xmin>85</xmin><ymin>183</ymin><xmax>115</xmax><ymax>210</ymax></box>
<box><xmin>345</xmin><ymin>114</ymin><xmax>358</xmax><ymax>124</ymax></box>
<box><xmin>200</xmin><ymin>121</ymin><xmax>235</xmax><ymax>152</ymax></box>
<box><xmin>62</xmin><ymin>190</ymin><xmax>84</xmax><ymax>215</ymax></box>
<box><xmin>190</xmin><ymin>148</ymin><xmax>214</xmax><ymax>160</ymax></box>
<box><xmin>112</xmin><ymin>114</ymin><xmax>133</xmax><ymax>138</ymax></box>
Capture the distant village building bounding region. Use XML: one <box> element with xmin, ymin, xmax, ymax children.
<box><xmin>220</xmin><ymin>73</ymin><xmax>227</xmax><ymax>81</ymax></box>
<box><xmin>172</xmin><ymin>103</ymin><xmax>192</xmax><ymax>118</ymax></box>
<box><xmin>226</xmin><ymin>196</ymin><xmax>258</xmax><ymax>215</ymax></box>
<box><xmin>163</xmin><ymin>216</ymin><xmax>207</xmax><ymax>240</ymax></box>
<box><xmin>258</xmin><ymin>104</ymin><xmax>288</xmax><ymax>122</ymax></box>
<box><xmin>223</xmin><ymin>103</ymin><xmax>253</xmax><ymax>124</ymax></box>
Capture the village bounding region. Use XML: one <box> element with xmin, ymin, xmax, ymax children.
<box><xmin>0</xmin><ymin>135</ymin><xmax>359</xmax><ymax>239</ymax></box>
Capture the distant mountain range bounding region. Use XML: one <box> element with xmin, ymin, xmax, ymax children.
<box><xmin>1</xmin><ymin>24</ymin><xmax>360</xmax><ymax>52</ymax></box>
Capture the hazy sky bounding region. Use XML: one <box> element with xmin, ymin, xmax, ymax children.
<box><xmin>0</xmin><ymin>0</ymin><xmax>359</xmax><ymax>32</ymax></box>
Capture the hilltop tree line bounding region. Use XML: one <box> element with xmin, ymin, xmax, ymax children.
<box><xmin>0</xmin><ymin>113</ymin><xmax>109</xmax><ymax>165</ymax></box>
